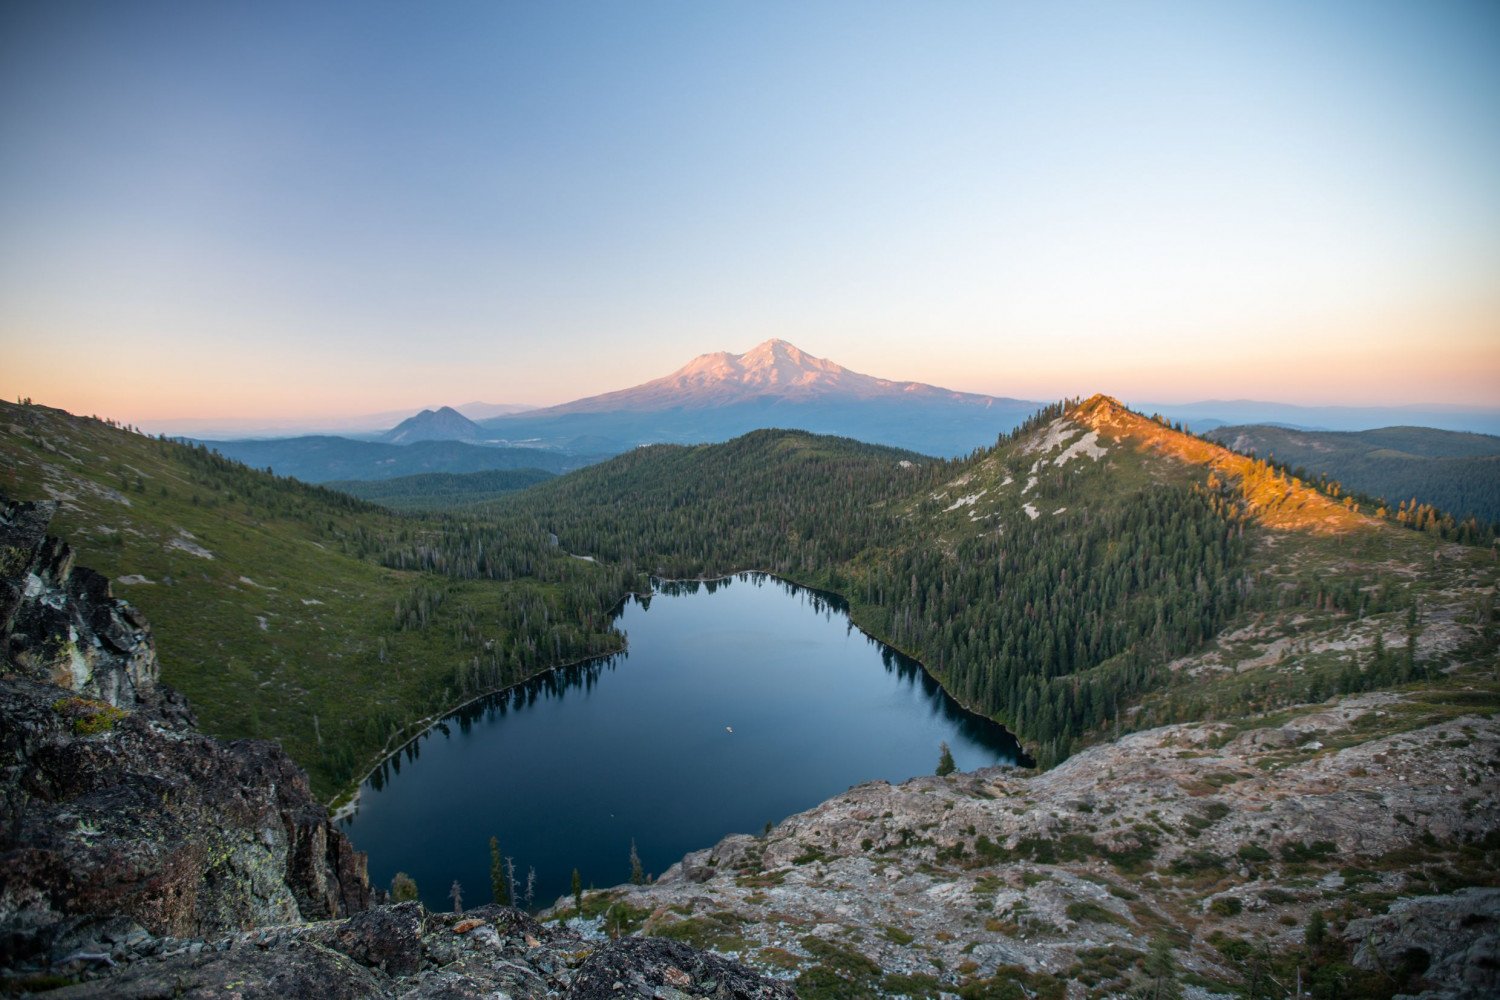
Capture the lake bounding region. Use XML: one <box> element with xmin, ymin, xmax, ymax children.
<box><xmin>339</xmin><ymin>572</ymin><xmax>1027</xmax><ymax>911</ymax></box>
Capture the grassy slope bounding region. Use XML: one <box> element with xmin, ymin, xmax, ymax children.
<box><xmin>326</xmin><ymin>468</ymin><xmax>557</xmax><ymax>511</ymax></box>
<box><xmin>0</xmin><ymin>401</ymin><xmax>620</xmax><ymax>800</ymax></box>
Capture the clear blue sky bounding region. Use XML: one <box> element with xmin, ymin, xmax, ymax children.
<box><xmin>2</xmin><ymin>0</ymin><xmax>1497</xmax><ymax>421</ymax></box>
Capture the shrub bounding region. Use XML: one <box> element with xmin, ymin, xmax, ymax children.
<box><xmin>52</xmin><ymin>697</ymin><xmax>126</xmax><ymax>736</ymax></box>
<box><xmin>390</xmin><ymin>872</ymin><xmax>419</xmax><ymax>902</ymax></box>
<box><xmin>1209</xmin><ymin>896</ymin><xmax>1243</xmax><ymax>917</ymax></box>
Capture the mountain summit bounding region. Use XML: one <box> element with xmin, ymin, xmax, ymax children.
<box><xmin>537</xmin><ymin>339</ymin><xmax>995</xmax><ymax>413</ymax></box>
<box><xmin>478</xmin><ymin>339</ymin><xmax>1039</xmax><ymax>457</ymax></box>
<box><xmin>382</xmin><ymin>405</ymin><xmax>482</xmax><ymax>444</ymax></box>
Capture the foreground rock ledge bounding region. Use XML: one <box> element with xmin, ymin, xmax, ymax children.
<box><xmin>21</xmin><ymin>904</ymin><xmax>796</xmax><ymax>999</ymax></box>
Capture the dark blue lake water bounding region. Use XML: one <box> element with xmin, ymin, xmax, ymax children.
<box><xmin>339</xmin><ymin>573</ymin><xmax>1026</xmax><ymax>911</ymax></box>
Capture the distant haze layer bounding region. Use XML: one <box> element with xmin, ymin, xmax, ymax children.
<box><xmin>1</xmin><ymin>4</ymin><xmax>1497</xmax><ymax>418</ymax></box>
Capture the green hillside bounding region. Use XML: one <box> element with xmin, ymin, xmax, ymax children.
<box><xmin>1207</xmin><ymin>423</ymin><xmax>1500</xmax><ymax>524</ymax></box>
<box><xmin>326</xmin><ymin>468</ymin><xmax>557</xmax><ymax>511</ymax></box>
<box><xmin>0</xmin><ymin>400</ymin><xmax>627</xmax><ymax>800</ymax></box>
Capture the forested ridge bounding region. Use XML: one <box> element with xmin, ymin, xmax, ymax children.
<box><xmin>327</xmin><ymin>468</ymin><xmax>556</xmax><ymax>511</ymax></box>
<box><xmin>460</xmin><ymin>395</ymin><xmax>1489</xmax><ymax>765</ymax></box>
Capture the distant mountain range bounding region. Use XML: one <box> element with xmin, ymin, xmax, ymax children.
<box><xmin>1137</xmin><ymin>399</ymin><xmax>1500</xmax><ymax>436</ymax></box>
<box><xmin>145</xmin><ymin>401</ymin><xmax>533</xmax><ymax>440</ymax></box>
<box><xmin>1204</xmin><ymin>424</ymin><xmax>1500</xmax><ymax>523</ymax></box>
<box><xmin>474</xmin><ymin>339</ymin><xmax>1042</xmax><ymax>457</ymax></box>
<box><xmin>191</xmin><ymin>436</ymin><xmax>587</xmax><ymax>483</ymax></box>
<box><xmin>186</xmin><ymin>339</ymin><xmax>1500</xmax><ymax>485</ymax></box>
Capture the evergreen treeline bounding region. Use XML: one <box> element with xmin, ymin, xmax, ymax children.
<box><xmin>861</xmin><ymin>481</ymin><xmax>1247</xmax><ymax>766</ymax></box>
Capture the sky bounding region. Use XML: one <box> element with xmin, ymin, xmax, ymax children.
<box><xmin>2</xmin><ymin>0</ymin><xmax>1498</xmax><ymax>425</ymax></box>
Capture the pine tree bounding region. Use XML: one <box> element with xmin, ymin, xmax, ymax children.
<box><xmin>1406</xmin><ymin>603</ymin><xmax>1420</xmax><ymax>679</ymax></box>
<box><xmin>490</xmin><ymin>836</ymin><xmax>510</xmax><ymax>905</ymax></box>
<box><xmin>935</xmin><ymin>741</ymin><xmax>956</xmax><ymax>776</ymax></box>
<box><xmin>449</xmin><ymin>880</ymin><xmax>463</xmax><ymax>914</ymax></box>
<box><xmin>1305</xmin><ymin>908</ymin><xmax>1326</xmax><ymax>954</ymax></box>
<box><xmin>629</xmin><ymin>839</ymin><xmax>646</xmax><ymax>885</ymax></box>
<box><xmin>572</xmin><ymin>868</ymin><xmax>583</xmax><ymax>918</ymax></box>
<box><xmin>1142</xmin><ymin>936</ymin><xmax>1183</xmax><ymax>1000</ymax></box>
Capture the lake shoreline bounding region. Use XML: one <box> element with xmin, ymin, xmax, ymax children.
<box><xmin>337</xmin><ymin>572</ymin><xmax>1026</xmax><ymax>909</ymax></box>
<box><xmin>329</xmin><ymin>587</ymin><xmax>650</xmax><ymax>821</ymax></box>
<box><xmin>333</xmin><ymin>569</ymin><xmax>1030</xmax><ymax>823</ymax></box>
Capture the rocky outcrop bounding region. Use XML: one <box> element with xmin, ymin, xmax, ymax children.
<box><xmin>1348</xmin><ymin>888</ymin><xmax>1500</xmax><ymax>999</ymax></box>
<box><xmin>0</xmin><ymin>675</ymin><xmax>372</xmax><ymax>966</ymax></box>
<box><xmin>569</xmin><ymin>937</ymin><xmax>797</xmax><ymax>999</ymax></box>
<box><xmin>0</xmin><ymin>495</ymin><xmax>370</xmax><ymax>971</ymax></box>
<box><xmin>22</xmin><ymin>903</ymin><xmax>795</xmax><ymax>999</ymax></box>
<box><xmin>0</xmin><ymin>497</ymin><xmax>186</xmax><ymax>720</ymax></box>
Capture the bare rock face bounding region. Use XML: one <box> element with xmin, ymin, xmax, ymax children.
<box><xmin>575</xmin><ymin>691</ymin><xmax>1497</xmax><ymax>997</ymax></box>
<box><xmin>38</xmin><ymin>941</ymin><xmax>390</xmax><ymax>1000</ymax></box>
<box><xmin>1347</xmin><ymin>888</ymin><xmax>1500</xmax><ymax>999</ymax></box>
<box><xmin>0</xmin><ymin>497</ymin><xmax>189</xmax><ymax>724</ymax></box>
<box><xmin>569</xmin><ymin>937</ymin><xmax>799</xmax><ymax>999</ymax></box>
<box><xmin>0</xmin><ymin>494</ymin><xmax>370</xmax><ymax>970</ymax></box>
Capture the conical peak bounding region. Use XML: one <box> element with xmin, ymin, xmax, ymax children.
<box><xmin>536</xmin><ymin>338</ymin><xmax>1010</xmax><ymax>415</ymax></box>
<box><xmin>740</xmin><ymin>339</ymin><xmax>821</xmax><ymax>369</ymax></box>
<box><xmin>1073</xmin><ymin>394</ymin><xmax>1127</xmax><ymax>416</ymax></box>
<box><xmin>667</xmin><ymin>340</ymin><xmax>845</xmax><ymax>388</ymax></box>
<box><xmin>743</xmin><ymin>337</ymin><xmax>801</xmax><ymax>358</ymax></box>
